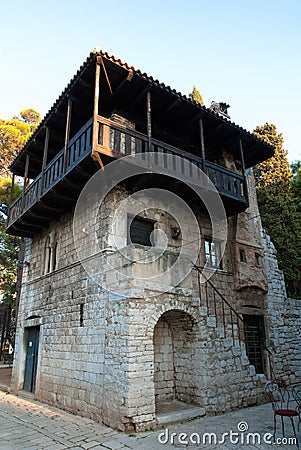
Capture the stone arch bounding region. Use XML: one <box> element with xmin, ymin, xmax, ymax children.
<box><xmin>147</xmin><ymin>300</ymin><xmax>198</xmax><ymax>338</ymax></box>
<box><xmin>153</xmin><ymin>309</ymin><xmax>198</xmax><ymax>409</ymax></box>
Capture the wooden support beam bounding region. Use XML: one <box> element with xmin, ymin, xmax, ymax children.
<box><xmin>9</xmin><ymin>173</ymin><xmax>15</xmax><ymax>208</ymax></box>
<box><xmin>199</xmin><ymin>119</ymin><xmax>206</xmax><ymax>170</ymax></box>
<box><xmin>239</xmin><ymin>139</ymin><xmax>249</xmax><ymax>206</ymax></box>
<box><xmin>183</xmin><ymin>111</ymin><xmax>205</xmax><ymax>127</ymax></box>
<box><xmin>40</xmin><ymin>126</ymin><xmax>50</xmax><ymax>196</ymax></box>
<box><xmin>131</xmin><ymin>84</ymin><xmax>151</xmax><ymax>108</ymax></box>
<box><xmin>94</xmin><ymin>60</ymin><xmax>101</xmax><ymax>117</ymax></box>
<box><xmin>99</xmin><ymin>56</ymin><xmax>113</xmax><ymax>95</ymax></box>
<box><xmin>7</xmin><ymin>173</ymin><xmax>15</xmax><ymax>225</ymax></box>
<box><xmin>147</xmin><ymin>90</ymin><xmax>152</xmax><ymax>150</ymax></box>
<box><xmin>113</xmin><ymin>76</ymin><xmax>129</xmax><ymax>96</ymax></box>
<box><xmin>63</xmin><ymin>98</ymin><xmax>72</xmax><ymax>172</ymax></box>
<box><xmin>157</xmin><ymin>98</ymin><xmax>180</xmax><ymax>119</ymax></box>
<box><xmin>204</xmin><ymin>123</ymin><xmax>223</xmax><ymax>140</ymax></box>
<box><xmin>21</xmin><ymin>154</ymin><xmax>30</xmax><ymax>208</ymax></box>
<box><xmin>92</xmin><ymin>59</ymin><xmax>101</xmax><ymax>161</ymax></box>
<box><xmin>79</xmin><ymin>78</ymin><xmax>93</xmax><ymax>89</ymax></box>
<box><xmin>239</xmin><ymin>139</ymin><xmax>246</xmax><ymax>172</ymax></box>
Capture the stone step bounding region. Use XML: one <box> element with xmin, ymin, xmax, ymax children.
<box><xmin>156</xmin><ymin>406</ymin><xmax>206</xmax><ymax>425</ymax></box>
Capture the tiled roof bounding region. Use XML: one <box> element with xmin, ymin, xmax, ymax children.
<box><xmin>12</xmin><ymin>48</ymin><xmax>272</xmax><ymax>168</ymax></box>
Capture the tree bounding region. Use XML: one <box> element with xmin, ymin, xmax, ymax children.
<box><xmin>0</xmin><ymin>178</ymin><xmax>22</xmax><ymax>352</ymax></box>
<box><xmin>253</xmin><ymin>124</ymin><xmax>301</xmax><ymax>298</ymax></box>
<box><xmin>0</xmin><ymin>108</ymin><xmax>40</xmax><ymax>352</ymax></box>
<box><xmin>0</xmin><ymin>109</ymin><xmax>41</xmax><ymax>177</ymax></box>
<box><xmin>189</xmin><ymin>86</ymin><xmax>205</xmax><ymax>106</ymax></box>
<box><xmin>256</xmin><ymin>182</ymin><xmax>301</xmax><ymax>298</ymax></box>
<box><xmin>20</xmin><ymin>108</ymin><xmax>41</xmax><ymax>125</ymax></box>
<box><xmin>253</xmin><ymin>123</ymin><xmax>292</xmax><ymax>188</ymax></box>
<box><xmin>291</xmin><ymin>160</ymin><xmax>301</xmax><ymax>199</ymax></box>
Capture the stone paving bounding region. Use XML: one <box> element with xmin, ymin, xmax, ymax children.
<box><xmin>0</xmin><ymin>391</ymin><xmax>300</xmax><ymax>450</ymax></box>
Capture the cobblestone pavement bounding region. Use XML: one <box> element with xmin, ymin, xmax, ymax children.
<box><xmin>0</xmin><ymin>391</ymin><xmax>300</xmax><ymax>449</ymax></box>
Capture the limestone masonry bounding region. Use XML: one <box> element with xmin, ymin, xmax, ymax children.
<box><xmin>8</xmin><ymin>50</ymin><xmax>300</xmax><ymax>431</ymax></box>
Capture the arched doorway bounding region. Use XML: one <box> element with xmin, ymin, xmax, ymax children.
<box><xmin>153</xmin><ymin>309</ymin><xmax>197</xmax><ymax>410</ymax></box>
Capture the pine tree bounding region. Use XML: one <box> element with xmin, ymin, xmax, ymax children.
<box><xmin>253</xmin><ymin>123</ymin><xmax>292</xmax><ymax>187</ymax></box>
<box><xmin>189</xmin><ymin>86</ymin><xmax>204</xmax><ymax>106</ymax></box>
<box><xmin>253</xmin><ymin>124</ymin><xmax>301</xmax><ymax>298</ymax></box>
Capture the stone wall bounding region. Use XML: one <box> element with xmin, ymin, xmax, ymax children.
<box><xmin>261</xmin><ymin>230</ymin><xmax>301</xmax><ymax>384</ymax></box>
<box><xmin>12</xmin><ymin>180</ymin><xmax>295</xmax><ymax>432</ymax></box>
<box><xmin>153</xmin><ymin>318</ymin><xmax>174</xmax><ymax>403</ymax></box>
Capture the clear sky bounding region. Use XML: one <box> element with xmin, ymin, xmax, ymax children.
<box><xmin>1</xmin><ymin>0</ymin><xmax>300</xmax><ymax>161</ymax></box>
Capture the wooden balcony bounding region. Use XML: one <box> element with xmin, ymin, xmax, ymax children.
<box><xmin>7</xmin><ymin>116</ymin><xmax>248</xmax><ymax>237</ymax></box>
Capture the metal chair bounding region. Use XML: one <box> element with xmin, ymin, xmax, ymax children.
<box><xmin>265</xmin><ymin>382</ymin><xmax>299</xmax><ymax>447</ymax></box>
<box><xmin>292</xmin><ymin>384</ymin><xmax>301</xmax><ymax>432</ymax></box>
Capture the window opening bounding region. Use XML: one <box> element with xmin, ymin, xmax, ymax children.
<box><xmin>243</xmin><ymin>315</ymin><xmax>265</xmax><ymax>374</ymax></box>
<box><xmin>204</xmin><ymin>238</ymin><xmax>222</xmax><ymax>269</ymax></box>
<box><xmin>129</xmin><ymin>216</ymin><xmax>155</xmax><ymax>247</ymax></box>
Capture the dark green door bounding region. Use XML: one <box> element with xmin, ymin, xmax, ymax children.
<box><xmin>23</xmin><ymin>327</ymin><xmax>40</xmax><ymax>393</ymax></box>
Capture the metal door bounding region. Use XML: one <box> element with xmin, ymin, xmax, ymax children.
<box><xmin>23</xmin><ymin>326</ymin><xmax>40</xmax><ymax>393</ymax></box>
<box><xmin>243</xmin><ymin>315</ymin><xmax>264</xmax><ymax>374</ymax></box>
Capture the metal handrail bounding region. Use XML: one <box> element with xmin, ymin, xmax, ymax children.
<box><xmin>193</xmin><ymin>263</ymin><xmax>275</xmax><ymax>380</ymax></box>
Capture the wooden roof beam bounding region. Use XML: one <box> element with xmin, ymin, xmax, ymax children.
<box><xmin>79</xmin><ymin>78</ymin><xmax>93</xmax><ymax>89</ymax></box>
<box><xmin>157</xmin><ymin>98</ymin><xmax>181</xmax><ymax>119</ymax></box>
<box><xmin>131</xmin><ymin>83</ymin><xmax>151</xmax><ymax>108</ymax></box>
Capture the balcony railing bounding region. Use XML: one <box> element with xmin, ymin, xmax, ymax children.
<box><xmin>8</xmin><ymin>115</ymin><xmax>248</xmax><ymax>230</ymax></box>
<box><xmin>8</xmin><ymin>118</ymin><xmax>93</xmax><ymax>226</ymax></box>
<box><xmin>96</xmin><ymin>116</ymin><xmax>247</xmax><ymax>202</ymax></box>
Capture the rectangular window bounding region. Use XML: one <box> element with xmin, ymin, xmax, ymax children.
<box><xmin>204</xmin><ymin>238</ymin><xmax>222</xmax><ymax>269</ymax></box>
<box><xmin>79</xmin><ymin>303</ymin><xmax>84</xmax><ymax>327</ymax></box>
<box><xmin>239</xmin><ymin>248</ymin><xmax>246</xmax><ymax>262</ymax></box>
<box><xmin>255</xmin><ymin>253</ymin><xmax>261</xmax><ymax>266</ymax></box>
<box><xmin>129</xmin><ymin>216</ymin><xmax>155</xmax><ymax>246</ymax></box>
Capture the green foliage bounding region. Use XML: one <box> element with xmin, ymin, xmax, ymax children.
<box><xmin>253</xmin><ymin>124</ymin><xmax>301</xmax><ymax>298</ymax></box>
<box><xmin>257</xmin><ymin>182</ymin><xmax>301</xmax><ymax>298</ymax></box>
<box><xmin>20</xmin><ymin>108</ymin><xmax>41</xmax><ymax>125</ymax></box>
<box><xmin>291</xmin><ymin>160</ymin><xmax>301</xmax><ymax>199</ymax></box>
<box><xmin>0</xmin><ymin>178</ymin><xmax>22</xmax><ymax>217</ymax></box>
<box><xmin>189</xmin><ymin>86</ymin><xmax>205</xmax><ymax>106</ymax></box>
<box><xmin>0</xmin><ymin>178</ymin><xmax>22</xmax><ymax>307</ymax></box>
<box><xmin>253</xmin><ymin>123</ymin><xmax>292</xmax><ymax>187</ymax></box>
<box><xmin>0</xmin><ymin>109</ymin><xmax>41</xmax><ymax>177</ymax></box>
<box><xmin>0</xmin><ymin>109</ymin><xmax>40</xmax><ymax>350</ymax></box>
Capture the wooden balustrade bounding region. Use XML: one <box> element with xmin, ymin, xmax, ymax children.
<box><xmin>95</xmin><ymin>116</ymin><xmax>246</xmax><ymax>201</ymax></box>
<box><xmin>8</xmin><ymin>118</ymin><xmax>93</xmax><ymax>227</ymax></box>
<box><xmin>8</xmin><ymin>115</ymin><xmax>247</xmax><ymax>228</ymax></box>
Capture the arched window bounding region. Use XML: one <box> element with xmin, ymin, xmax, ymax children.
<box><xmin>44</xmin><ymin>232</ymin><xmax>59</xmax><ymax>274</ymax></box>
<box><xmin>44</xmin><ymin>236</ymin><xmax>51</xmax><ymax>274</ymax></box>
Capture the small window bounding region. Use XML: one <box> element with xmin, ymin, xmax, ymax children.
<box><xmin>79</xmin><ymin>303</ymin><xmax>84</xmax><ymax>327</ymax></box>
<box><xmin>204</xmin><ymin>238</ymin><xmax>222</xmax><ymax>269</ymax></box>
<box><xmin>44</xmin><ymin>232</ymin><xmax>58</xmax><ymax>274</ymax></box>
<box><xmin>45</xmin><ymin>236</ymin><xmax>51</xmax><ymax>274</ymax></box>
<box><xmin>239</xmin><ymin>249</ymin><xmax>246</xmax><ymax>263</ymax></box>
<box><xmin>129</xmin><ymin>216</ymin><xmax>154</xmax><ymax>246</ymax></box>
<box><xmin>255</xmin><ymin>253</ymin><xmax>261</xmax><ymax>267</ymax></box>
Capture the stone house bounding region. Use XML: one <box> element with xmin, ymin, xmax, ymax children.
<box><xmin>7</xmin><ymin>49</ymin><xmax>300</xmax><ymax>431</ymax></box>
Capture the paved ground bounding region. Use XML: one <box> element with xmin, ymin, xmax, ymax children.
<box><xmin>0</xmin><ymin>390</ymin><xmax>300</xmax><ymax>450</ymax></box>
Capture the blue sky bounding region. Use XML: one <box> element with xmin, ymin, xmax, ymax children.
<box><xmin>1</xmin><ymin>0</ymin><xmax>300</xmax><ymax>161</ymax></box>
